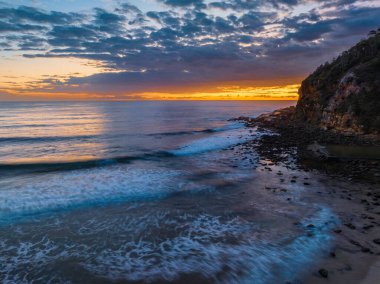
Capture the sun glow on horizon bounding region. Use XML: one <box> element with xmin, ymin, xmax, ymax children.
<box><xmin>131</xmin><ymin>84</ymin><xmax>299</xmax><ymax>101</ymax></box>
<box><xmin>0</xmin><ymin>56</ymin><xmax>108</xmax><ymax>96</ymax></box>
<box><xmin>0</xmin><ymin>55</ymin><xmax>299</xmax><ymax>101</ymax></box>
<box><xmin>0</xmin><ymin>83</ymin><xmax>299</xmax><ymax>101</ymax></box>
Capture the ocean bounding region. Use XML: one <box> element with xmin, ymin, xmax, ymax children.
<box><xmin>0</xmin><ymin>101</ymin><xmax>339</xmax><ymax>283</ymax></box>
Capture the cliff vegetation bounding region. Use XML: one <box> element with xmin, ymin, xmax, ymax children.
<box><xmin>296</xmin><ymin>28</ymin><xmax>380</xmax><ymax>136</ymax></box>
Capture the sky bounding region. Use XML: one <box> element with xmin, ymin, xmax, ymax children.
<box><xmin>0</xmin><ymin>0</ymin><xmax>379</xmax><ymax>100</ymax></box>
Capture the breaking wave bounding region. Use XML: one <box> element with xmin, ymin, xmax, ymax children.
<box><xmin>0</xmin><ymin>164</ymin><xmax>211</xmax><ymax>224</ymax></box>
<box><xmin>170</xmin><ymin>126</ymin><xmax>259</xmax><ymax>156</ymax></box>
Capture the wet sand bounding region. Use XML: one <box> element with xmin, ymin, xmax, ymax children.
<box><xmin>361</xmin><ymin>259</ymin><xmax>380</xmax><ymax>284</ymax></box>
<box><xmin>242</xmin><ymin>156</ymin><xmax>380</xmax><ymax>283</ymax></box>
<box><xmin>233</xmin><ymin>109</ymin><xmax>380</xmax><ymax>283</ymax></box>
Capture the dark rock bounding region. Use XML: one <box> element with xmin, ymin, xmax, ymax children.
<box><xmin>345</xmin><ymin>223</ymin><xmax>356</xmax><ymax>230</ymax></box>
<box><xmin>318</xmin><ymin>269</ymin><xmax>328</xmax><ymax>278</ymax></box>
<box><xmin>363</xmin><ymin>225</ymin><xmax>374</xmax><ymax>230</ymax></box>
<box><xmin>342</xmin><ymin>264</ymin><xmax>353</xmax><ymax>271</ymax></box>
<box><xmin>373</xmin><ymin>239</ymin><xmax>380</xmax><ymax>245</ymax></box>
<box><xmin>350</xmin><ymin>239</ymin><xmax>361</xmax><ymax>247</ymax></box>
<box><xmin>361</xmin><ymin>247</ymin><xmax>371</xmax><ymax>253</ymax></box>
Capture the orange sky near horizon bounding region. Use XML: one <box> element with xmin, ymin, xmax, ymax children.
<box><xmin>0</xmin><ymin>83</ymin><xmax>300</xmax><ymax>101</ymax></box>
<box><xmin>0</xmin><ymin>57</ymin><xmax>300</xmax><ymax>101</ymax></box>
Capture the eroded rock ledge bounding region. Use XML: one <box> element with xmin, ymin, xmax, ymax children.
<box><xmin>233</xmin><ymin>30</ymin><xmax>380</xmax><ymax>181</ymax></box>
<box><xmin>234</xmin><ymin>106</ymin><xmax>380</xmax><ymax>182</ymax></box>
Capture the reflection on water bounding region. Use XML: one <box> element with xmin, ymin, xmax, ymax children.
<box><xmin>0</xmin><ymin>101</ymin><xmax>293</xmax><ymax>164</ymax></box>
<box><xmin>0</xmin><ymin>102</ymin><xmax>106</xmax><ymax>163</ymax></box>
<box><xmin>0</xmin><ymin>101</ymin><xmax>342</xmax><ymax>284</ymax></box>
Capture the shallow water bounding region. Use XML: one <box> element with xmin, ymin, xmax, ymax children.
<box><xmin>0</xmin><ymin>101</ymin><xmax>343</xmax><ymax>283</ymax></box>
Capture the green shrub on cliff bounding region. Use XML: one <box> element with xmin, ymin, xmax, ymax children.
<box><xmin>296</xmin><ymin>29</ymin><xmax>380</xmax><ymax>134</ymax></box>
<box><xmin>352</xmin><ymin>90</ymin><xmax>380</xmax><ymax>132</ymax></box>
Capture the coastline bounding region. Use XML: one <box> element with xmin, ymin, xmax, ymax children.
<box><xmin>234</xmin><ymin>106</ymin><xmax>380</xmax><ymax>183</ymax></box>
<box><xmin>233</xmin><ymin>107</ymin><xmax>380</xmax><ymax>283</ymax></box>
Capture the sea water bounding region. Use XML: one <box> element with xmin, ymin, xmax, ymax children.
<box><xmin>0</xmin><ymin>101</ymin><xmax>338</xmax><ymax>283</ymax></box>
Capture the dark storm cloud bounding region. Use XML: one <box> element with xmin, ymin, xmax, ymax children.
<box><xmin>1</xmin><ymin>0</ymin><xmax>379</xmax><ymax>97</ymax></box>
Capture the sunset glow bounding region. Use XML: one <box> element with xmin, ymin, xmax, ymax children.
<box><xmin>0</xmin><ymin>1</ymin><xmax>379</xmax><ymax>282</ymax></box>
<box><xmin>1</xmin><ymin>0</ymin><xmax>380</xmax><ymax>100</ymax></box>
<box><xmin>1</xmin><ymin>83</ymin><xmax>300</xmax><ymax>101</ymax></box>
<box><xmin>131</xmin><ymin>84</ymin><xmax>300</xmax><ymax>101</ymax></box>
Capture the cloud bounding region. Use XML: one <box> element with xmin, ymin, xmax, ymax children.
<box><xmin>158</xmin><ymin>0</ymin><xmax>205</xmax><ymax>8</ymax></box>
<box><xmin>209</xmin><ymin>0</ymin><xmax>299</xmax><ymax>11</ymax></box>
<box><xmin>281</xmin><ymin>6</ymin><xmax>380</xmax><ymax>42</ymax></box>
<box><xmin>0</xmin><ymin>0</ymin><xmax>379</xmax><ymax>98</ymax></box>
<box><xmin>0</xmin><ymin>5</ymin><xmax>81</xmax><ymax>24</ymax></box>
<box><xmin>93</xmin><ymin>8</ymin><xmax>126</xmax><ymax>32</ymax></box>
<box><xmin>0</xmin><ymin>21</ymin><xmax>46</xmax><ymax>33</ymax></box>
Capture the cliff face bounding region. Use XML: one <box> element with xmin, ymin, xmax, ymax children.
<box><xmin>296</xmin><ymin>30</ymin><xmax>380</xmax><ymax>136</ymax></box>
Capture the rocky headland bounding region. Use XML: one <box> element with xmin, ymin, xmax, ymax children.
<box><xmin>231</xmin><ymin>105</ymin><xmax>380</xmax><ymax>283</ymax></box>
<box><xmin>231</xmin><ymin>30</ymin><xmax>380</xmax><ymax>283</ymax></box>
<box><xmin>236</xmin><ymin>29</ymin><xmax>380</xmax><ymax>182</ymax></box>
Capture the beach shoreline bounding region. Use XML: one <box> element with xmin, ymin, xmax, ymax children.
<box><xmin>234</xmin><ymin>106</ymin><xmax>380</xmax><ymax>182</ymax></box>
<box><xmin>232</xmin><ymin>107</ymin><xmax>380</xmax><ymax>283</ymax></box>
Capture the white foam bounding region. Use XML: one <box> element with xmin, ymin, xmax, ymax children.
<box><xmin>0</xmin><ymin>165</ymin><xmax>207</xmax><ymax>223</ymax></box>
<box><xmin>83</xmin><ymin>207</ymin><xmax>337</xmax><ymax>283</ymax></box>
<box><xmin>170</xmin><ymin>126</ymin><xmax>258</xmax><ymax>156</ymax></box>
<box><xmin>0</xmin><ymin>207</ymin><xmax>338</xmax><ymax>283</ymax></box>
